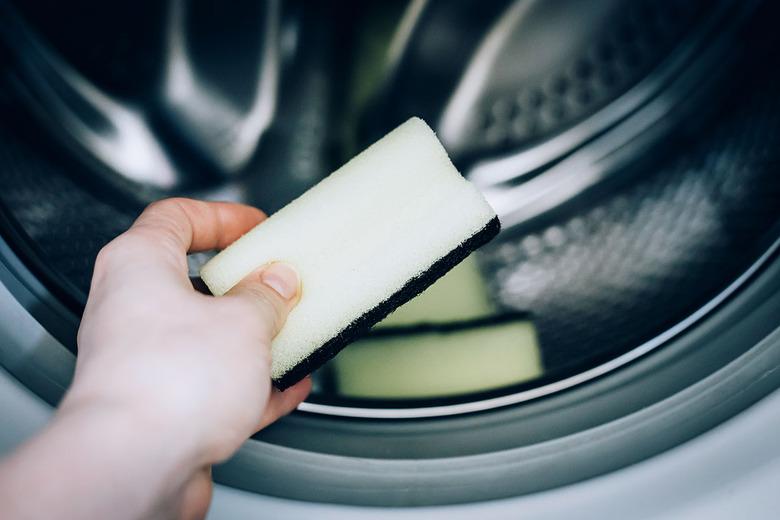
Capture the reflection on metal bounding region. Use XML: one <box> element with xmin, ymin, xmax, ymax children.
<box><xmin>162</xmin><ymin>0</ymin><xmax>280</xmax><ymax>174</ymax></box>
<box><xmin>463</xmin><ymin>1</ymin><xmax>752</xmax><ymax>229</ymax></box>
<box><xmin>323</xmin><ymin>258</ymin><xmax>543</xmax><ymax>399</ymax></box>
<box><xmin>299</xmin><ymin>235</ymin><xmax>780</xmax><ymax>418</ymax></box>
<box><xmin>0</xmin><ymin>7</ymin><xmax>178</xmax><ymax>188</ymax></box>
<box><xmin>438</xmin><ymin>0</ymin><xmax>535</xmax><ymax>148</ymax></box>
<box><xmin>466</xmin><ymin>42</ymin><xmax>691</xmax><ymax>188</ymax></box>
<box><xmin>0</xmin><ymin>0</ymin><xmax>280</xmax><ymax>189</ymax></box>
<box><xmin>479</xmin><ymin>50</ymin><xmax>689</xmax><ymax>228</ymax></box>
<box><xmin>383</xmin><ymin>0</ymin><xmax>428</xmax><ymax>85</ymax></box>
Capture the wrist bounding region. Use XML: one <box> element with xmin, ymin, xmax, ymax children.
<box><xmin>57</xmin><ymin>392</ymin><xmax>207</xmax><ymax>478</ymax></box>
<box><xmin>0</xmin><ymin>396</ymin><xmax>206</xmax><ymax>519</ymax></box>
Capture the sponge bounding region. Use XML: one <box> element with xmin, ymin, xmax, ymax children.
<box><xmin>200</xmin><ymin>117</ymin><xmax>499</xmax><ymax>390</ymax></box>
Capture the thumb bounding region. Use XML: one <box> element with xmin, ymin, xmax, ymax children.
<box><xmin>225</xmin><ymin>262</ymin><xmax>301</xmax><ymax>338</ymax></box>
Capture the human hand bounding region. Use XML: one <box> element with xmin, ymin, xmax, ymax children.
<box><xmin>61</xmin><ymin>198</ymin><xmax>311</xmax><ymax>518</ymax></box>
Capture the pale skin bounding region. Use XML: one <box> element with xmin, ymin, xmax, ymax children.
<box><xmin>0</xmin><ymin>198</ymin><xmax>312</xmax><ymax>519</ymax></box>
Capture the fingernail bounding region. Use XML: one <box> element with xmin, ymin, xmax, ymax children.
<box><xmin>261</xmin><ymin>262</ymin><xmax>299</xmax><ymax>300</ymax></box>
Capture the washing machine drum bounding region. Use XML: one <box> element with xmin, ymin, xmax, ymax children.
<box><xmin>1</xmin><ymin>0</ymin><xmax>780</xmax><ymax>506</ymax></box>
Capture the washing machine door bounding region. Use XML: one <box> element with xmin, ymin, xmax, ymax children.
<box><xmin>1</xmin><ymin>0</ymin><xmax>780</xmax><ymax>517</ymax></box>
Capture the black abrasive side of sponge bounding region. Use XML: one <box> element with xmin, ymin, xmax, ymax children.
<box><xmin>274</xmin><ymin>216</ymin><xmax>501</xmax><ymax>391</ymax></box>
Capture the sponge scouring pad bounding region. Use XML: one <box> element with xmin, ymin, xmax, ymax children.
<box><xmin>199</xmin><ymin>117</ymin><xmax>500</xmax><ymax>390</ymax></box>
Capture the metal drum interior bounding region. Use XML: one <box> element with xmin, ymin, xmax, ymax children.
<box><xmin>0</xmin><ymin>0</ymin><xmax>779</xmax><ymax>424</ymax></box>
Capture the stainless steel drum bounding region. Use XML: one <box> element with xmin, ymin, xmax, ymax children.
<box><xmin>0</xmin><ymin>0</ymin><xmax>779</xmax><ymax>509</ymax></box>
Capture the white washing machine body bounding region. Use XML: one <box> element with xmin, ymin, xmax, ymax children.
<box><xmin>1</xmin><ymin>269</ymin><xmax>779</xmax><ymax>519</ymax></box>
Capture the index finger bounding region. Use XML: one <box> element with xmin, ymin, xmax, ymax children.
<box><xmin>126</xmin><ymin>197</ymin><xmax>265</xmax><ymax>277</ymax></box>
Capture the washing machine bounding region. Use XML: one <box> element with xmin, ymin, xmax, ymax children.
<box><xmin>1</xmin><ymin>1</ymin><xmax>780</xmax><ymax>518</ymax></box>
